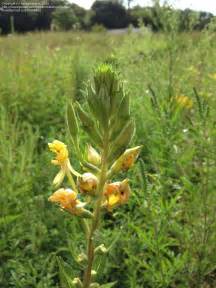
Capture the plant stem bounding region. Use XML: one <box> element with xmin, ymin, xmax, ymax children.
<box><xmin>83</xmin><ymin>138</ymin><xmax>109</xmax><ymax>288</ymax></box>
<box><xmin>66</xmin><ymin>170</ymin><xmax>78</xmax><ymax>194</ymax></box>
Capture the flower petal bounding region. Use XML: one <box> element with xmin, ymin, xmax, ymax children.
<box><xmin>53</xmin><ymin>169</ymin><xmax>65</xmax><ymax>187</ymax></box>
<box><xmin>68</xmin><ymin>160</ymin><xmax>81</xmax><ymax>177</ymax></box>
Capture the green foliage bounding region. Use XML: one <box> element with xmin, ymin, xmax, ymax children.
<box><xmin>52</xmin><ymin>7</ymin><xmax>79</xmax><ymax>31</ymax></box>
<box><xmin>91</xmin><ymin>0</ymin><xmax>129</xmax><ymax>29</ymax></box>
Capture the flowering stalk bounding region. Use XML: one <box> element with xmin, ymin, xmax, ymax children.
<box><xmin>83</xmin><ymin>139</ymin><xmax>109</xmax><ymax>288</ymax></box>
<box><xmin>48</xmin><ymin>64</ymin><xmax>141</xmax><ymax>288</ymax></box>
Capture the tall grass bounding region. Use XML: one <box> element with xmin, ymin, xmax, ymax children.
<box><xmin>0</xmin><ymin>29</ymin><xmax>216</xmax><ymax>287</ymax></box>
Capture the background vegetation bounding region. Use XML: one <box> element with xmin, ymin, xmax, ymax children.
<box><xmin>0</xmin><ymin>0</ymin><xmax>215</xmax><ymax>34</ymax></box>
<box><xmin>1</xmin><ymin>3</ymin><xmax>216</xmax><ymax>288</ymax></box>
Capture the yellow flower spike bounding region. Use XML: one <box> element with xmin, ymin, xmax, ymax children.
<box><xmin>48</xmin><ymin>188</ymin><xmax>86</xmax><ymax>215</ymax></box>
<box><xmin>110</xmin><ymin>146</ymin><xmax>142</xmax><ymax>175</ymax></box>
<box><xmin>87</xmin><ymin>145</ymin><xmax>101</xmax><ymax>166</ymax></box>
<box><xmin>103</xmin><ymin>179</ymin><xmax>131</xmax><ymax>210</ymax></box>
<box><xmin>48</xmin><ymin>140</ymin><xmax>80</xmax><ymax>187</ymax></box>
<box><xmin>78</xmin><ymin>173</ymin><xmax>98</xmax><ymax>195</ymax></box>
<box><xmin>175</xmin><ymin>95</ymin><xmax>193</xmax><ymax>109</ymax></box>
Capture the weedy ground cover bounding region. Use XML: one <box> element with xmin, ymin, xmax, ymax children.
<box><xmin>0</xmin><ymin>29</ymin><xmax>216</xmax><ymax>287</ymax></box>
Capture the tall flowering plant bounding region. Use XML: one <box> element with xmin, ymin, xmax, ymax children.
<box><xmin>48</xmin><ymin>64</ymin><xmax>141</xmax><ymax>288</ymax></box>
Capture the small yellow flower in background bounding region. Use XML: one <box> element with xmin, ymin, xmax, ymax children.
<box><xmin>110</xmin><ymin>146</ymin><xmax>142</xmax><ymax>174</ymax></box>
<box><xmin>78</xmin><ymin>173</ymin><xmax>98</xmax><ymax>195</ymax></box>
<box><xmin>87</xmin><ymin>145</ymin><xmax>101</xmax><ymax>166</ymax></box>
<box><xmin>48</xmin><ymin>188</ymin><xmax>86</xmax><ymax>215</ymax></box>
<box><xmin>103</xmin><ymin>179</ymin><xmax>131</xmax><ymax>210</ymax></box>
<box><xmin>48</xmin><ymin>140</ymin><xmax>80</xmax><ymax>187</ymax></box>
<box><xmin>187</xmin><ymin>65</ymin><xmax>199</xmax><ymax>75</ymax></box>
<box><xmin>209</xmin><ymin>73</ymin><xmax>216</xmax><ymax>80</ymax></box>
<box><xmin>175</xmin><ymin>95</ymin><xmax>193</xmax><ymax>109</ymax></box>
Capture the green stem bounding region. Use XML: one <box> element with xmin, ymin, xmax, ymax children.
<box><xmin>66</xmin><ymin>170</ymin><xmax>78</xmax><ymax>194</ymax></box>
<box><xmin>83</xmin><ymin>139</ymin><xmax>109</xmax><ymax>288</ymax></box>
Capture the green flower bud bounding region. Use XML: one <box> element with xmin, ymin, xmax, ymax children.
<box><xmin>87</xmin><ymin>145</ymin><xmax>101</xmax><ymax>166</ymax></box>
<box><xmin>78</xmin><ymin>173</ymin><xmax>98</xmax><ymax>195</ymax></box>
<box><xmin>91</xmin><ymin>270</ymin><xmax>97</xmax><ymax>277</ymax></box>
<box><xmin>72</xmin><ymin>277</ymin><xmax>83</xmax><ymax>288</ymax></box>
<box><xmin>77</xmin><ymin>253</ymin><xmax>87</xmax><ymax>264</ymax></box>
<box><xmin>90</xmin><ymin>283</ymin><xmax>100</xmax><ymax>288</ymax></box>
<box><xmin>94</xmin><ymin>244</ymin><xmax>108</xmax><ymax>255</ymax></box>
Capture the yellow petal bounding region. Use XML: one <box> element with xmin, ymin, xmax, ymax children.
<box><xmin>68</xmin><ymin>160</ymin><xmax>81</xmax><ymax>177</ymax></box>
<box><xmin>53</xmin><ymin>169</ymin><xmax>65</xmax><ymax>187</ymax></box>
<box><xmin>108</xmin><ymin>194</ymin><xmax>120</xmax><ymax>207</ymax></box>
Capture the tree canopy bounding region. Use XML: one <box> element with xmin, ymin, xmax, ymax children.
<box><xmin>0</xmin><ymin>0</ymin><xmax>214</xmax><ymax>34</ymax></box>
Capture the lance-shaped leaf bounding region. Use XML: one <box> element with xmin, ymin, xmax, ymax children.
<box><xmin>76</xmin><ymin>102</ymin><xmax>103</xmax><ymax>147</ymax></box>
<box><xmin>56</xmin><ymin>256</ymin><xmax>75</xmax><ymax>288</ymax></box>
<box><xmin>87</xmin><ymin>84</ymin><xmax>107</xmax><ymax>129</ymax></box>
<box><xmin>108</xmin><ymin>119</ymin><xmax>135</xmax><ymax>163</ymax></box>
<box><xmin>99</xmin><ymin>86</ymin><xmax>110</xmax><ymax>121</ymax></box>
<box><xmin>110</xmin><ymin>81</ymin><xmax>124</xmax><ymax>116</ymax></box>
<box><xmin>67</xmin><ymin>103</ymin><xmax>79</xmax><ymax>147</ymax></box>
<box><xmin>110</xmin><ymin>93</ymin><xmax>130</xmax><ymax>142</ymax></box>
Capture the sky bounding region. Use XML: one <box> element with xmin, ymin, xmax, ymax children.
<box><xmin>70</xmin><ymin>0</ymin><xmax>216</xmax><ymax>14</ymax></box>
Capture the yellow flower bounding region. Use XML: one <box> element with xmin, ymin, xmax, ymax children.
<box><xmin>78</xmin><ymin>173</ymin><xmax>98</xmax><ymax>195</ymax></box>
<box><xmin>103</xmin><ymin>179</ymin><xmax>131</xmax><ymax>210</ymax></box>
<box><xmin>209</xmin><ymin>73</ymin><xmax>216</xmax><ymax>80</ymax></box>
<box><xmin>175</xmin><ymin>95</ymin><xmax>193</xmax><ymax>109</ymax></box>
<box><xmin>110</xmin><ymin>146</ymin><xmax>142</xmax><ymax>174</ymax></box>
<box><xmin>48</xmin><ymin>188</ymin><xmax>86</xmax><ymax>215</ymax></box>
<box><xmin>48</xmin><ymin>140</ymin><xmax>80</xmax><ymax>187</ymax></box>
<box><xmin>87</xmin><ymin>145</ymin><xmax>101</xmax><ymax>166</ymax></box>
<box><xmin>48</xmin><ymin>140</ymin><xmax>68</xmax><ymax>166</ymax></box>
<box><xmin>187</xmin><ymin>66</ymin><xmax>199</xmax><ymax>75</ymax></box>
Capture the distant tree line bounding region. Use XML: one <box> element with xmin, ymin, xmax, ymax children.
<box><xmin>0</xmin><ymin>0</ymin><xmax>215</xmax><ymax>34</ymax></box>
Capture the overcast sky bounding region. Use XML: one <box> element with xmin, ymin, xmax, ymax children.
<box><xmin>70</xmin><ymin>0</ymin><xmax>216</xmax><ymax>14</ymax></box>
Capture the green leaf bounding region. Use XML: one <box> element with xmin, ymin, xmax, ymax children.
<box><xmin>87</xmin><ymin>85</ymin><xmax>107</xmax><ymax>129</ymax></box>
<box><xmin>0</xmin><ymin>214</ymin><xmax>21</xmax><ymax>227</ymax></box>
<box><xmin>67</xmin><ymin>103</ymin><xmax>79</xmax><ymax>149</ymax></box>
<box><xmin>67</xmin><ymin>103</ymin><xmax>79</xmax><ymax>139</ymax></box>
<box><xmin>118</xmin><ymin>92</ymin><xmax>130</xmax><ymax>120</ymax></box>
<box><xmin>98</xmin><ymin>86</ymin><xmax>110</xmax><ymax>124</ymax></box>
<box><xmin>76</xmin><ymin>102</ymin><xmax>103</xmax><ymax>147</ymax></box>
<box><xmin>100</xmin><ymin>282</ymin><xmax>117</xmax><ymax>288</ymax></box>
<box><xmin>108</xmin><ymin>119</ymin><xmax>135</xmax><ymax>163</ymax></box>
<box><xmin>56</xmin><ymin>256</ymin><xmax>75</xmax><ymax>288</ymax></box>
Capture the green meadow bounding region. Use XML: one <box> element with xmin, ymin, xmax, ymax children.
<box><xmin>0</xmin><ymin>29</ymin><xmax>216</xmax><ymax>287</ymax></box>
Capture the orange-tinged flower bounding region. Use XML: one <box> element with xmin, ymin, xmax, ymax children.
<box><xmin>103</xmin><ymin>179</ymin><xmax>131</xmax><ymax>210</ymax></box>
<box><xmin>78</xmin><ymin>173</ymin><xmax>98</xmax><ymax>195</ymax></box>
<box><xmin>48</xmin><ymin>140</ymin><xmax>80</xmax><ymax>187</ymax></box>
<box><xmin>110</xmin><ymin>146</ymin><xmax>142</xmax><ymax>174</ymax></box>
<box><xmin>48</xmin><ymin>188</ymin><xmax>86</xmax><ymax>215</ymax></box>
